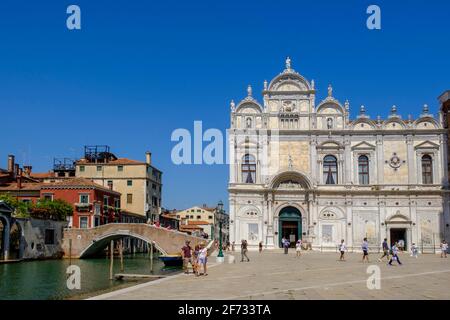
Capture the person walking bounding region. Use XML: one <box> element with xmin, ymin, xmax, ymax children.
<box><xmin>296</xmin><ymin>239</ymin><xmax>302</xmax><ymax>258</ymax></box>
<box><xmin>241</xmin><ymin>239</ymin><xmax>250</xmax><ymax>262</ymax></box>
<box><xmin>410</xmin><ymin>243</ymin><xmax>419</xmax><ymax>258</ymax></box>
<box><xmin>259</xmin><ymin>241</ymin><xmax>263</xmax><ymax>253</ymax></box>
<box><xmin>232</xmin><ymin>241</ymin><xmax>235</xmax><ymax>252</ymax></box>
<box><xmin>338</xmin><ymin>239</ymin><xmax>346</xmax><ymax>261</ymax></box>
<box><xmin>198</xmin><ymin>242</ymin><xmax>208</xmax><ymax>276</ymax></box>
<box><xmin>378</xmin><ymin>238</ymin><xmax>390</xmax><ymax>262</ymax></box>
<box><xmin>362</xmin><ymin>238</ymin><xmax>370</xmax><ymax>263</ymax></box>
<box><xmin>441</xmin><ymin>240</ymin><xmax>448</xmax><ymax>258</ymax></box>
<box><xmin>181</xmin><ymin>240</ymin><xmax>193</xmax><ymax>274</ymax></box>
<box><xmin>388</xmin><ymin>242</ymin><xmax>402</xmax><ymax>266</ymax></box>
<box><xmin>283</xmin><ymin>237</ymin><xmax>290</xmax><ymax>254</ymax></box>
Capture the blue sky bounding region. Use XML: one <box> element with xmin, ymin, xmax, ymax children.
<box><xmin>0</xmin><ymin>0</ymin><xmax>449</xmax><ymax>211</ymax></box>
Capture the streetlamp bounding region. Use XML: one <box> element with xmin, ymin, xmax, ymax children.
<box><xmin>217</xmin><ymin>201</ymin><xmax>224</xmax><ymax>260</ymax></box>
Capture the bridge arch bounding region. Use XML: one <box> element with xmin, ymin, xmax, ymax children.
<box><xmin>62</xmin><ymin>223</ymin><xmax>207</xmax><ymax>259</ymax></box>
<box><xmin>79</xmin><ymin>231</ymin><xmax>167</xmax><ymax>258</ymax></box>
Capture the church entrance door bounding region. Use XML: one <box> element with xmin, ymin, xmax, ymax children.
<box><xmin>278</xmin><ymin>206</ymin><xmax>302</xmax><ymax>248</ymax></box>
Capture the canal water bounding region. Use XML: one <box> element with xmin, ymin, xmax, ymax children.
<box><xmin>0</xmin><ymin>254</ymin><xmax>181</xmax><ymax>300</ymax></box>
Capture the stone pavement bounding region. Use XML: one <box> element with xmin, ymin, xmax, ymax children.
<box><xmin>90</xmin><ymin>250</ymin><xmax>450</xmax><ymax>300</ymax></box>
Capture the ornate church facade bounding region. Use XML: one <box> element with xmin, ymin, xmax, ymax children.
<box><xmin>228</xmin><ymin>58</ymin><xmax>450</xmax><ymax>251</ymax></box>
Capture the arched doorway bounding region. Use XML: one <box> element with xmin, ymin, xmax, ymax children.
<box><xmin>278</xmin><ymin>206</ymin><xmax>302</xmax><ymax>248</ymax></box>
<box><xmin>0</xmin><ymin>217</ymin><xmax>6</xmax><ymax>260</ymax></box>
<box><xmin>9</xmin><ymin>221</ymin><xmax>22</xmax><ymax>260</ymax></box>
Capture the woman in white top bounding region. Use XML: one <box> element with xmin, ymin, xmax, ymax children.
<box><xmin>339</xmin><ymin>240</ymin><xmax>346</xmax><ymax>261</ymax></box>
<box><xmin>296</xmin><ymin>240</ymin><xmax>302</xmax><ymax>257</ymax></box>
<box><xmin>441</xmin><ymin>240</ymin><xmax>448</xmax><ymax>258</ymax></box>
<box><xmin>198</xmin><ymin>243</ymin><xmax>208</xmax><ymax>276</ymax></box>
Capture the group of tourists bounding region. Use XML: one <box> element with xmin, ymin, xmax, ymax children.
<box><xmin>181</xmin><ymin>240</ymin><xmax>208</xmax><ymax>276</ymax></box>
<box><xmin>183</xmin><ymin>237</ymin><xmax>448</xmax><ymax>274</ymax></box>
<box><xmin>336</xmin><ymin>238</ymin><xmax>449</xmax><ymax>265</ymax></box>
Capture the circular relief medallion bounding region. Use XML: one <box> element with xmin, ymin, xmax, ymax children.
<box><xmin>389</xmin><ymin>153</ymin><xmax>401</xmax><ymax>169</ymax></box>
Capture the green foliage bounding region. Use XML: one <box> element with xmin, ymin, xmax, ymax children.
<box><xmin>0</xmin><ymin>194</ymin><xmax>73</xmax><ymax>221</ymax></box>
<box><xmin>0</xmin><ymin>194</ymin><xmax>31</xmax><ymax>217</ymax></box>
<box><xmin>32</xmin><ymin>199</ymin><xmax>73</xmax><ymax>221</ymax></box>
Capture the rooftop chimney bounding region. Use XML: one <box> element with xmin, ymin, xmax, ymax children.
<box><xmin>7</xmin><ymin>155</ymin><xmax>15</xmax><ymax>173</ymax></box>
<box><xmin>14</xmin><ymin>164</ymin><xmax>19</xmax><ymax>178</ymax></box>
<box><xmin>146</xmin><ymin>152</ymin><xmax>152</xmax><ymax>165</ymax></box>
<box><xmin>24</xmin><ymin>166</ymin><xmax>32</xmax><ymax>177</ymax></box>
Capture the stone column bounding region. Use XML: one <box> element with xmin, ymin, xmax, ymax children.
<box><xmin>439</xmin><ymin>134</ymin><xmax>447</xmax><ymax>186</ymax></box>
<box><xmin>266</xmin><ymin>194</ymin><xmax>274</xmax><ymax>247</ymax></box>
<box><xmin>229</xmin><ymin>197</ymin><xmax>236</xmax><ymax>243</ymax></box>
<box><xmin>376</xmin><ymin>135</ymin><xmax>384</xmax><ymax>184</ymax></box>
<box><xmin>406</xmin><ymin>135</ymin><xmax>416</xmax><ymax>185</ymax></box>
<box><xmin>344</xmin><ymin>136</ymin><xmax>352</xmax><ymax>185</ymax></box>
<box><xmin>346</xmin><ymin>198</ymin><xmax>353</xmax><ymax>248</ymax></box>
<box><xmin>410</xmin><ymin>198</ymin><xmax>418</xmax><ymax>245</ymax></box>
<box><xmin>310</xmin><ymin>137</ymin><xmax>318</xmax><ymax>185</ymax></box>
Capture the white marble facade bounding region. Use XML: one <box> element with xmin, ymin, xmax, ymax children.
<box><xmin>228</xmin><ymin>58</ymin><xmax>450</xmax><ymax>251</ymax></box>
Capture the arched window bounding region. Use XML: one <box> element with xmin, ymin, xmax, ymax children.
<box><xmin>358</xmin><ymin>155</ymin><xmax>369</xmax><ymax>185</ymax></box>
<box><xmin>242</xmin><ymin>154</ymin><xmax>256</xmax><ymax>184</ymax></box>
<box><xmin>323</xmin><ymin>155</ymin><xmax>338</xmax><ymax>185</ymax></box>
<box><xmin>421</xmin><ymin>155</ymin><xmax>433</xmax><ymax>184</ymax></box>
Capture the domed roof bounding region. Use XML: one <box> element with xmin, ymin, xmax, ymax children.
<box><xmin>266</xmin><ymin>57</ymin><xmax>313</xmax><ymax>92</ymax></box>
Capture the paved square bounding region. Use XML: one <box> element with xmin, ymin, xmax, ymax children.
<box><xmin>91</xmin><ymin>250</ymin><xmax>450</xmax><ymax>300</ymax></box>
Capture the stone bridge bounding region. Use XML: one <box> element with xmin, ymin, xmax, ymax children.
<box><xmin>62</xmin><ymin>223</ymin><xmax>208</xmax><ymax>258</ymax></box>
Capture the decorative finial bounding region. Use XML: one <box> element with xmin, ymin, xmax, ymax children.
<box><xmin>247</xmin><ymin>85</ymin><xmax>252</xmax><ymax>97</ymax></box>
<box><xmin>391</xmin><ymin>105</ymin><xmax>397</xmax><ymax>115</ymax></box>
<box><xmin>344</xmin><ymin>99</ymin><xmax>350</xmax><ymax>110</ymax></box>
<box><xmin>311</xmin><ymin>79</ymin><xmax>315</xmax><ymax>90</ymax></box>
<box><xmin>423</xmin><ymin>104</ymin><xmax>429</xmax><ymax>114</ymax></box>
<box><xmin>376</xmin><ymin>115</ymin><xmax>382</xmax><ymax>124</ymax></box>
<box><xmin>328</xmin><ymin>84</ymin><xmax>333</xmax><ymax>97</ymax></box>
<box><xmin>263</xmin><ymin>80</ymin><xmax>268</xmax><ymax>91</ymax></box>
<box><xmin>360</xmin><ymin>105</ymin><xmax>366</xmax><ymax>115</ymax></box>
<box><xmin>230</xmin><ymin>99</ymin><xmax>236</xmax><ymax>111</ymax></box>
<box><xmin>285</xmin><ymin>56</ymin><xmax>291</xmax><ymax>70</ymax></box>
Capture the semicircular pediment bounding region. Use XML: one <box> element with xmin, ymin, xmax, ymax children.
<box><xmin>269</xmin><ymin>170</ymin><xmax>312</xmax><ymax>189</ymax></box>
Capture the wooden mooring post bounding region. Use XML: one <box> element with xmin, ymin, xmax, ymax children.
<box><xmin>109</xmin><ymin>240</ymin><xmax>114</xmax><ymax>280</ymax></box>
<box><xmin>150</xmin><ymin>241</ymin><xmax>154</xmax><ymax>273</ymax></box>
<box><xmin>119</xmin><ymin>239</ymin><xmax>124</xmax><ymax>272</ymax></box>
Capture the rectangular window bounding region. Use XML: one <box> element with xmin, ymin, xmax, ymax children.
<box><xmin>118</xmin><ymin>165</ymin><xmax>123</xmax><ymax>172</ymax></box>
<box><xmin>127</xmin><ymin>180</ymin><xmax>133</xmax><ymax>186</ymax></box>
<box><xmin>44</xmin><ymin>229</ymin><xmax>55</xmax><ymax>245</ymax></box>
<box><xmin>152</xmin><ymin>184</ymin><xmax>156</xmax><ymax>190</ymax></box>
<box><xmin>103</xmin><ymin>196</ymin><xmax>109</xmax><ymax>206</ymax></box>
<box><xmin>79</xmin><ymin>217</ymin><xmax>88</xmax><ymax>229</ymax></box>
<box><xmin>107</xmin><ymin>180</ymin><xmax>113</xmax><ymax>190</ymax></box>
<box><xmin>79</xmin><ymin>194</ymin><xmax>89</xmax><ymax>204</ymax></box>
<box><xmin>114</xmin><ymin>198</ymin><xmax>120</xmax><ymax>208</ymax></box>
<box><xmin>79</xmin><ymin>166</ymin><xmax>85</xmax><ymax>172</ymax></box>
<box><xmin>197</xmin><ymin>215</ymin><xmax>201</xmax><ymax>219</ymax></box>
<box><xmin>127</xmin><ymin>194</ymin><xmax>133</xmax><ymax>204</ymax></box>
<box><xmin>208</xmin><ymin>215</ymin><xmax>213</xmax><ymax>219</ymax></box>
<box><xmin>95</xmin><ymin>204</ymin><xmax>101</xmax><ymax>215</ymax></box>
<box><xmin>43</xmin><ymin>193</ymin><xmax>54</xmax><ymax>201</ymax></box>
<box><xmin>96</xmin><ymin>166</ymin><xmax>102</xmax><ymax>172</ymax></box>
<box><xmin>94</xmin><ymin>217</ymin><xmax>100</xmax><ymax>227</ymax></box>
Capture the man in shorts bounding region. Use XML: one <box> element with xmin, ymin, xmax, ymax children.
<box><xmin>181</xmin><ymin>240</ymin><xmax>193</xmax><ymax>274</ymax></box>
<box><xmin>362</xmin><ymin>238</ymin><xmax>370</xmax><ymax>263</ymax></box>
